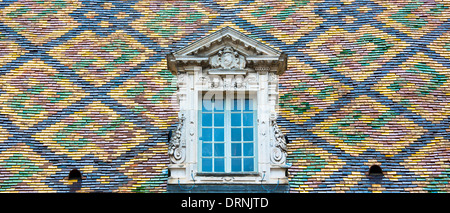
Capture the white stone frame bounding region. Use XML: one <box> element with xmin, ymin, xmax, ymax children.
<box><xmin>167</xmin><ymin>27</ymin><xmax>288</xmax><ymax>185</ymax></box>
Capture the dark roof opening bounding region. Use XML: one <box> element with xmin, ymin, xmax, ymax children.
<box><xmin>168</xmin><ymin>129</ymin><xmax>172</xmax><ymax>144</ymax></box>
<box><xmin>368</xmin><ymin>165</ymin><xmax>383</xmax><ymax>176</ymax></box>
<box><xmin>68</xmin><ymin>169</ymin><xmax>82</xmax><ymax>180</ymax></box>
<box><xmin>284</xmin><ymin>135</ymin><xmax>290</xmax><ymax>144</ymax></box>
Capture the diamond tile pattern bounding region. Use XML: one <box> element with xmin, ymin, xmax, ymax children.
<box><xmin>131</xmin><ymin>1</ymin><xmax>219</xmax><ymax>47</ymax></box>
<box><xmin>0</xmin><ymin>0</ymin><xmax>82</xmax><ymax>46</ymax></box>
<box><xmin>311</xmin><ymin>95</ymin><xmax>426</xmax><ymax>156</ymax></box>
<box><xmin>48</xmin><ymin>30</ymin><xmax>155</xmax><ymax>87</ymax></box>
<box><xmin>0</xmin><ymin>59</ymin><xmax>87</xmax><ymax>130</ymax></box>
<box><xmin>0</xmin><ymin>0</ymin><xmax>448</xmax><ymax>193</ymax></box>
<box><xmin>304</xmin><ymin>24</ymin><xmax>410</xmax><ymax>81</ymax></box>
<box><xmin>238</xmin><ymin>0</ymin><xmax>325</xmax><ymax>44</ymax></box>
<box><xmin>374</xmin><ymin>0</ymin><xmax>450</xmax><ymax>39</ymax></box>
<box><xmin>33</xmin><ymin>101</ymin><xmax>151</xmax><ymax>162</ymax></box>
<box><xmin>0</xmin><ymin>32</ymin><xmax>28</xmax><ymax>68</ymax></box>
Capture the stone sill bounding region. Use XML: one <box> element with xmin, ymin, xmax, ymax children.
<box><xmin>196</xmin><ymin>172</ymin><xmax>260</xmax><ymax>177</ymax></box>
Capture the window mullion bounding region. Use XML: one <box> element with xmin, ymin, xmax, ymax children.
<box><xmin>225</xmin><ymin>95</ymin><xmax>231</xmax><ymax>173</ymax></box>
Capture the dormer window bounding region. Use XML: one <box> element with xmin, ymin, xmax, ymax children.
<box><xmin>166</xmin><ymin>27</ymin><xmax>288</xmax><ymax>192</ymax></box>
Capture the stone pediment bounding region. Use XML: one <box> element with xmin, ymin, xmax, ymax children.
<box><xmin>167</xmin><ymin>27</ymin><xmax>287</xmax><ymax>75</ymax></box>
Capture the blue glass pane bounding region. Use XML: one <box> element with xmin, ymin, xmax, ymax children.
<box><xmin>244</xmin><ymin>99</ymin><xmax>253</xmax><ymax>111</ymax></box>
<box><xmin>214</xmin><ymin>143</ymin><xmax>224</xmax><ymax>157</ymax></box>
<box><xmin>202</xmin><ymin>128</ymin><xmax>212</xmax><ymax>141</ymax></box>
<box><xmin>231</xmin><ymin>128</ymin><xmax>241</xmax><ymax>141</ymax></box>
<box><xmin>231</xmin><ymin>143</ymin><xmax>241</xmax><ymax>156</ymax></box>
<box><xmin>243</xmin><ymin>128</ymin><xmax>253</xmax><ymax>141</ymax></box>
<box><xmin>232</xmin><ymin>99</ymin><xmax>241</xmax><ymax>112</ymax></box>
<box><xmin>214</xmin><ymin>113</ymin><xmax>224</xmax><ymax>127</ymax></box>
<box><xmin>202</xmin><ymin>158</ymin><xmax>212</xmax><ymax>172</ymax></box>
<box><xmin>202</xmin><ymin>99</ymin><xmax>212</xmax><ymax>112</ymax></box>
<box><xmin>243</xmin><ymin>158</ymin><xmax>254</xmax><ymax>172</ymax></box>
<box><xmin>214</xmin><ymin>158</ymin><xmax>224</xmax><ymax>172</ymax></box>
<box><xmin>243</xmin><ymin>143</ymin><xmax>253</xmax><ymax>156</ymax></box>
<box><xmin>231</xmin><ymin>113</ymin><xmax>241</xmax><ymax>127</ymax></box>
<box><xmin>202</xmin><ymin>113</ymin><xmax>212</xmax><ymax>127</ymax></box>
<box><xmin>214</xmin><ymin>128</ymin><xmax>224</xmax><ymax>141</ymax></box>
<box><xmin>202</xmin><ymin>143</ymin><xmax>212</xmax><ymax>157</ymax></box>
<box><xmin>231</xmin><ymin>158</ymin><xmax>242</xmax><ymax>172</ymax></box>
<box><xmin>214</xmin><ymin>99</ymin><xmax>224</xmax><ymax>112</ymax></box>
<box><xmin>243</xmin><ymin>113</ymin><xmax>253</xmax><ymax>126</ymax></box>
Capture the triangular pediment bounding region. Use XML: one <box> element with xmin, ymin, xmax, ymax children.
<box><xmin>167</xmin><ymin>27</ymin><xmax>287</xmax><ymax>75</ymax></box>
<box><xmin>173</xmin><ymin>27</ymin><xmax>281</xmax><ymax>57</ymax></box>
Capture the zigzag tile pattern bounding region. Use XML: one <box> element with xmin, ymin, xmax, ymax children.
<box><xmin>0</xmin><ymin>0</ymin><xmax>448</xmax><ymax>193</ymax></box>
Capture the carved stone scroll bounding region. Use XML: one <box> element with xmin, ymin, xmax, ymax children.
<box><xmin>270</xmin><ymin>115</ymin><xmax>287</xmax><ymax>165</ymax></box>
<box><xmin>168</xmin><ymin>114</ymin><xmax>186</xmax><ymax>164</ymax></box>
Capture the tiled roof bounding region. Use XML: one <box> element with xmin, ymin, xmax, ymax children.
<box><xmin>0</xmin><ymin>0</ymin><xmax>448</xmax><ymax>193</ymax></box>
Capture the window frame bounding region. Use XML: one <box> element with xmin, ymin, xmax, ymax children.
<box><xmin>197</xmin><ymin>91</ymin><xmax>258</xmax><ymax>174</ymax></box>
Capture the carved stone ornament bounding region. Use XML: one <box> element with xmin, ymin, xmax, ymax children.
<box><xmin>209</xmin><ymin>47</ymin><xmax>246</xmax><ymax>70</ymax></box>
<box><xmin>168</xmin><ymin>114</ymin><xmax>186</xmax><ymax>164</ymax></box>
<box><xmin>270</xmin><ymin>115</ymin><xmax>287</xmax><ymax>165</ymax></box>
<box><xmin>233</xmin><ymin>75</ymin><xmax>244</xmax><ymax>88</ymax></box>
<box><xmin>211</xmin><ymin>76</ymin><xmax>221</xmax><ymax>88</ymax></box>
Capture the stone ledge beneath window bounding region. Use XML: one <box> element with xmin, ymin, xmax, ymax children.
<box><xmin>169</xmin><ymin>174</ymin><xmax>289</xmax><ymax>186</ymax></box>
<box><xmin>196</xmin><ymin>172</ymin><xmax>260</xmax><ymax>177</ymax></box>
<box><xmin>167</xmin><ymin>184</ymin><xmax>290</xmax><ymax>193</ymax></box>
